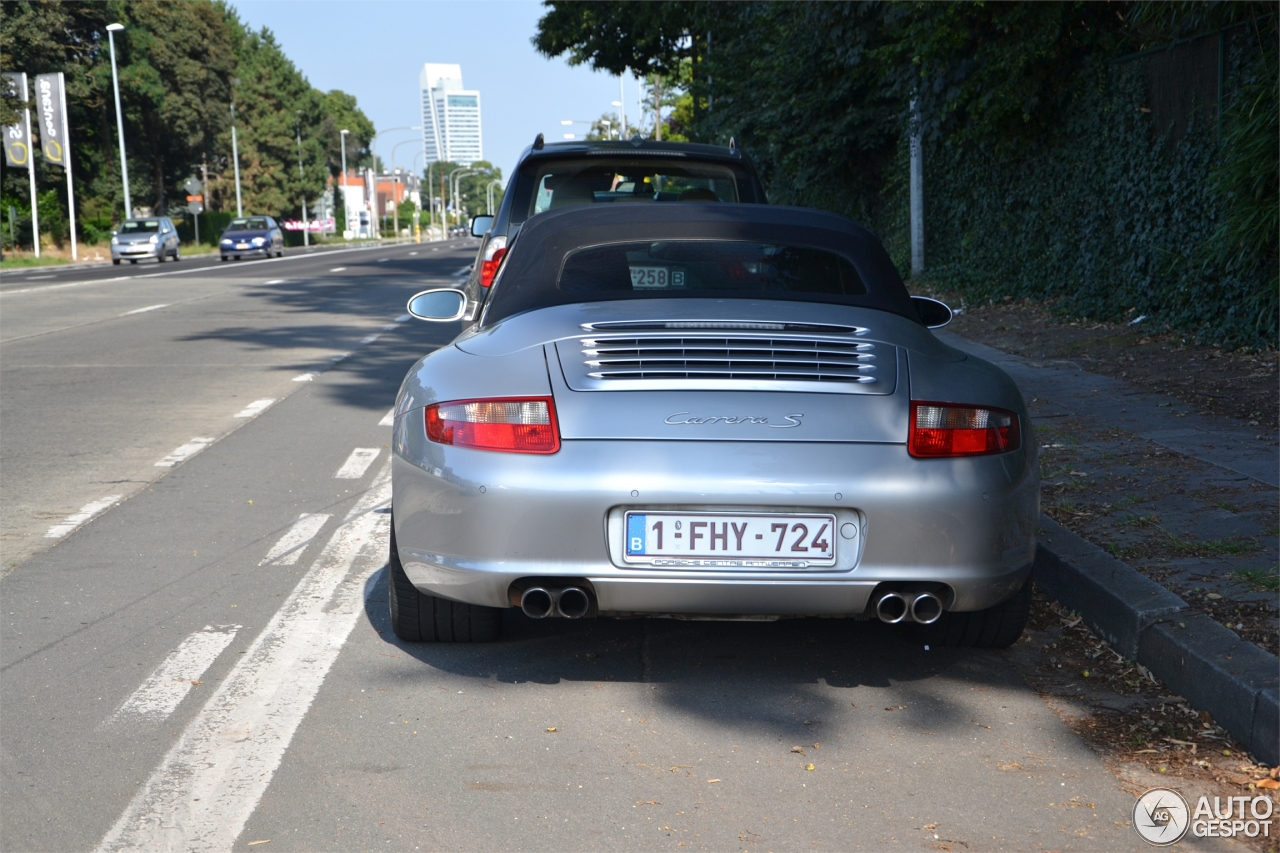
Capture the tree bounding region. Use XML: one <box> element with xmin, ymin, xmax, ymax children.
<box><xmin>319</xmin><ymin>88</ymin><xmax>374</xmax><ymax>177</ymax></box>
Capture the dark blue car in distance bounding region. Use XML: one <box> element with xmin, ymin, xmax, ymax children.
<box><xmin>220</xmin><ymin>216</ymin><xmax>284</xmax><ymax>261</ymax></box>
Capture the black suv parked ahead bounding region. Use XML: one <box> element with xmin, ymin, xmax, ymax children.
<box><xmin>460</xmin><ymin>136</ymin><xmax>769</xmax><ymax>312</ymax></box>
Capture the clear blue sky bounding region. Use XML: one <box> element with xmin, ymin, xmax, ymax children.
<box><xmin>230</xmin><ymin>0</ymin><xmax>645</xmax><ymax>180</ymax></box>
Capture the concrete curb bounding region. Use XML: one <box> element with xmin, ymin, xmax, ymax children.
<box><xmin>1034</xmin><ymin>514</ymin><xmax>1278</xmax><ymax>766</ymax></box>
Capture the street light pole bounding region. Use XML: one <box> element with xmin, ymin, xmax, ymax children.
<box><xmin>369</xmin><ymin>126</ymin><xmax>420</xmax><ymax>240</ymax></box>
<box><xmin>452</xmin><ymin>169</ymin><xmax>478</xmax><ymax>230</ymax></box>
<box><xmin>339</xmin><ymin>129</ymin><xmax>349</xmax><ymax>239</ymax></box>
<box><xmin>230</xmin><ymin>78</ymin><xmax>242</xmax><ymax>216</ymax></box>
<box><xmin>445</xmin><ymin>166</ymin><xmax>467</xmax><ymax>233</ymax></box>
<box><xmin>106</xmin><ymin>23</ymin><xmax>130</xmax><ymax>220</ymax></box>
<box><xmin>296</xmin><ymin>111</ymin><xmax>308</xmax><ymax>248</ymax></box>
<box><xmin>486</xmin><ymin>179</ymin><xmax>502</xmax><ymax>215</ymax></box>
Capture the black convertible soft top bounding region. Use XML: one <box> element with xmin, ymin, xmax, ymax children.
<box><xmin>481</xmin><ymin>203</ymin><xmax>919</xmax><ymax>326</ymax></box>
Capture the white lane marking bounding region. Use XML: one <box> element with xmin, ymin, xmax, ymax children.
<box><xmin>25</xmin><ymin>274</ymin><xmax>55</xmax><ymax>280</ymax></box>
<box><xmin>359</xmin><ymin>333</ymin><xmax>380</xmax><ymax>345</ymax></box>
<box><xmin>292</xmin><ymin>373</ymin><xmax>315</xmax><ymax>382</ymax></box>
<box><xmin>121</xmin><ymin>304</ymin><xmax>168</xmax><ymax>316</ymax></box>
<box><xmin>95</xmin><ymin>464</ymin><xmax>391</xmax><ymax>853</ymax></box>
<box><xmin>334</xmin><ymin>447</ymin><xmax>380</xmax><ymax>479</ymax></box>
<box><xmin>44</xmin><ymin>495</ymin><xmax>123</xmax><ymax>538</ymax></box>
<box><xmin>329</xmin><ymin>267</ymin><xmax>346</xmax><ymax>272</ymax></box>
<box><xmin>395</xmin><ymin>314</ymin><xmax>411</xmax><ymax>322</ymax></box>
<box><xmin>155</xmin><ymin>438</ymin><xmax>214</xmax><ymax>468</ymax></box>
<box><xmin>376</xmin><ymin>258</ymin><xmax>390</xmax><ymax>263</ymax></box>
<box><xmin>1</xmin><ymin>242</ymin><xmax>426</xmax><ymax>296</ymax></box>
<box><xmin>432</xmin><ymin>247</ymin><xmax>439</xmax><ymax>252</ymax></box>
<box><xmin>106</xmin><ymin>626</ymin><xmax>241</xmax><ymax>725</ymax></box>
<box><xmin>453</xmin><ymin>266</ymin><xmax>470</xmax><ymax>277</ymax></box>
<box><xmin>264</xmin><ymin>279</ymin><xmax>286</xmax><ymax>284</ymax></box>
<box><xmin>259</xmin><ymin>513</ymin><xmax>331</xmax><ymax>566</ymax></box>
<box><xmin>233</xmin><ymin>398</ymin><xmax>275</xmax><ymax>419</ymax></box>
<box><xmin>380</xmin><ymin>323</ymin><xmax>398</xmax><ymax>330</ymax></box>
<box><xmin>409</xmin><ymin>251</ymin><xmax>418</xmax><ymax>255</ymax></box>
<box><xmin>329</xmin><ymin>352</ymin><xmax>350</xmax><ymax>363</ymax></box>
<box><xmin>378</xmin><ymin>408</ymin><xmax>395</xmax><ymax>427</ymax></box>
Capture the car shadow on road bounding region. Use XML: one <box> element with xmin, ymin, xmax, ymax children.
<box><xmin>361</xmin><ymin>567</ymin><xmax>1026</xmax><ymax>740</ymax></box>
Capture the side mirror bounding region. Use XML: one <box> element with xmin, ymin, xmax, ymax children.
<box><xmin>470</xmin><ymin>215</ymin><xmax>494</xmax><ymax>238</ymax></box>
<box><xmin>407</xmin><ymin>288</ymin><xmax>467</xmax><ymax>322</ymax></box>
<box><xmin>911</xmin><ymin>296</ymin><xmax>953</xmax><ymax>329</ymax></box>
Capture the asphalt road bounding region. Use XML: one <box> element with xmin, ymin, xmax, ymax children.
<box><xmin>2</xmin><ymin>242</ymin><xmax>1169</xmax><ymax>851</ymax></box>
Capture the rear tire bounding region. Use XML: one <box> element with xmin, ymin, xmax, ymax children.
<box><xmin>908</xmin><ymin>575</ymin><xmax>1031</xmax><ymax>649</ymax></box>
<box><xmin>112</xmin><ymin>259</ymin><xmax>120</xmax><ymax>266</ymax></box>
<box><xmin>387</xmin><ymin>521</ymin><xmax>502</xmax><ymax>643</ymax></box>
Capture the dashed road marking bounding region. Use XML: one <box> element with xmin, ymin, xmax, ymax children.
<box><xmin>44</xmin><ymin>495</ymin><xmax>123</xmax><ymax>539</ymax></box>
<box><xmin>292</xmin><ymin>373</ymin><xmax>315</xmax><ymax>382</ymax></box>
<box><xmin>377</xmin><ymin>258</ymin><xmax>389</xmax><ymax>263</ymax></box>
<box><xmin>259</xmin><ymin>513</ymin><xmax>331</xmax><ymax>566</ymax></box>
<box><xmin>25</xmin><ymin>274</ymin><xmax>55</xmax><ymax>280</ymax></box>
<box><xmin>233</xmin><ymin>399</ymin><xmax>275</xmax><ymax>419</ymax></box>
<box><xmin>95</xmin><ymin>464</ymin><xmax>391</xmax><ymax>853</ymax></box>
<box><xmin>155</xmin><ymin>438</ymin><xmax>214</xmax><ymax>468</ymax></box>
<box><xmin>335</xmin><ymin>447</ymin><xmax>380</xmax><ymax>479</ymax></box>
<box><xmin>381</xmin><ymin>323</ymin><xmax>398</xmax><ymax>330</ymax></box>
<box><xmin>329</xmin><ymin>352</ymin><xmax>350</xmax><ymax>363</ymax></box>
<box><xmin>265</xmin><ymin>279</ymin><xmax>286</xmax><ymax>284</ymax></box>
<box><xmin>395</xmin><ymin>314</ymin><xmax>411</xmax><ymax>322</ymax></box>
<box><xmin>409</xmin><ymin>251</ymin><xmax>418</xmax><ymax>255</ymax></box>
<box><xmin>121</xmin><ymin>304</ymin><xmax>169</xmax><ymax>316</ymax></box>
<box><xmin>379</xmin><ymin>408</ymin><xmax>395</xmax><ymax>427</ymax></box>
<box><xmin>105</xmin><ymin>626</ymin><xmax>241</xmax><ymax>725</ymax></box>
<box><xmin>329</xmin><ymin>267</ymin><xmax>346</xmax><ymax>272</ymax></box>
<box><xmin>359</xmin><ymin>334</ymin><xmax>380</xmax><ymax>345</ymax></box>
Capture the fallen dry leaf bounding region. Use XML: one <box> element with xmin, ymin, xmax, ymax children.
<box><xmin>791</xmin><ymin>746</ymin><xmax>806</xmax><ymax>754</ymax></box>
<box><xmin>922</xmin><ymin>822</ymin><xmax>939</xmax><ymax>832</ymax></box>
<box><xmin>805</xmin><ymin>763</ymin><xmax>815</xmax><ymax>771</ymax></box>
<box><xmin>1255</xmin><ymin>778</ymin><xmax>1280</xmax><ymax>790</ymax></box>
<box><xmin>707</xmin><ymin>778</ymin><xmax>721</xmax><ymax>783</ymax></box>
<box><xmin>190</xmin><ymin>680</ymin><xmax>202</xmax><ymax>686</ymax></box>
<box><xmin>545</xmin><ymin>727</ymin><xmax>557</xmax><ymax>733</ymax></box>
<box><xmin>636</xmin><ymin>800</ymin><xmax>662</xmax><ymax>806</ymax></box>
<box><xmin>247</xmin><ymin>842</ymin><xmax>270</xmax><ymax>848</ymax></box>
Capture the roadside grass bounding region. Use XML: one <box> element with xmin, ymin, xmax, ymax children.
<box><xmin>0</xmin><ymin>256</ymin><xmax>73</xmax><ymax>269</ymax></box>
<box><xmin>1162</xmin><ymin>532</ymin><xmax>1260</xmax><ymax>557</ymax></box>
<box><xmin>1233</xmin><ymin>568</ymin><xmax>1280</xmax><ymax>592</ymax></box>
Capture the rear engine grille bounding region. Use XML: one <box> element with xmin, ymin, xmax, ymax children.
<box><xmin>581</xmin><ymin>336</ymin><xmax>877</xmax><ymax>384</ymax></box>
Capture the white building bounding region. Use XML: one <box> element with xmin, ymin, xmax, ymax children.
<box><xmin>420</xmin><ymin>63</ymin><xmax>483</xmax><ymax>167</ymax></box>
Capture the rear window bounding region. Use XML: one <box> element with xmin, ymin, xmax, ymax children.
<box><xmin>560</xmin><ymin>241</ymin><xmax>866</xmax><ymax>297</ymax></box>
<box><xmin>228</xmin><ymin>218</ymin><xmax>269</xmax><ymax>230</ymax></box>
<box><xmin>523</xmin><ymin>161</ymin><xmax>739</xmax><ymax>221</ymax></box>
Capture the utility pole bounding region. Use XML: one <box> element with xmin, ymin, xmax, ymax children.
<box><xmin>296</xmin><ymin>111</ymin><xmax>308</xmax><ymax>248</ymax></box>
<box><xmin>909</xmin><ymin>97</ymin><xmax>924</xmax><ymax>277</ymax></box>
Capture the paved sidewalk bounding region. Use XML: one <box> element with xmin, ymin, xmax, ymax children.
<box><xmin>936</xmin><ymin>329</ymin><xmax>1278</xmax><ymax>763</ymax></box>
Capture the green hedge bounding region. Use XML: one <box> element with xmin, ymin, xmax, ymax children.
<box><xmin>901</xmin><ymin>56</ymin><xmax>1276</xmax><ymax>349</ymax></box>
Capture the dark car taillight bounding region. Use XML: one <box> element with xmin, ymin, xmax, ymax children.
<box><xmin>425</xmin><ymin>397</ymin><xmax>560</xmax><ymax>454</ymax></box>
<box><xmin>479</xmin><ymin>235</ymin><xmax>508</xmax><ymax>287</ymax></box>
<box><xmin>908</xmin><ymin>401</ymin><xmax>1020</xmax><ymax>458</ymax></box>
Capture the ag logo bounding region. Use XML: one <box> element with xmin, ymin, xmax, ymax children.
<box><xmin>1133</xmin><ymin>788</ymin><xmax>1190</xmax><ymax>845</ymax></box>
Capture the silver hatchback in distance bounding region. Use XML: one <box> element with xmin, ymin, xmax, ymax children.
<box><xmin>111</xmin><ymin>216</ymin><xmax>180</xmax><ymax>265</ymax></box>
<box><xmin>391</xmin><ymin>203</ymin><xmax>1039</xmax><ymax>648</ymax></box>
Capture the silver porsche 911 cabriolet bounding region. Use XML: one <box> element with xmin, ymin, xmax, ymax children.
<box><xmin>390</xmin><ymin>203</ymin><xmax>1039</xmax><ymax>648</ymax></box>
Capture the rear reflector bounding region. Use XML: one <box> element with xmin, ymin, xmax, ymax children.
<box><xmin>425</xmin><ymin>397</ymin><xmax>560</xmax><ymax>454</ymax></box>
<box><xmin>909</xmin><ymin>401</ymin><xmax>1020</xmax><ymax>458</ymax></box>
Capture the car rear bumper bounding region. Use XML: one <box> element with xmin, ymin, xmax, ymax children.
<box><xmin>221</xmin><ymin>245</ymin><xmax>270</xmax><ymax>257</ymax></box>
<box><xmin>391</xmin><ymin>418</ymin><xmax>1039</xmax><ymax>616</ymax></box>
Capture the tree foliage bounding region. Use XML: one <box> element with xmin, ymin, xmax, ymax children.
<box><xmin>535</xmin><ymin>0</ymin><xmax>1278</xmax><ymax>348</ymax></box>
<box><xmin>1</xmin><ymin>0</ymin><xmax>375</xmax><ymax>241</ymax></box>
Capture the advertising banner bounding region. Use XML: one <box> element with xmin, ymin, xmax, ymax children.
<box><xmin>2</xmin><ymin>72</ymin><xmax>31</xmax><ymax>167</ymax></box>
<box><xmin>34</xmin><ymin>72</ymin><xmax>68</xmax><ymax>166</ymax></box>
<box><xmin>282</xmin><ymin>217</ymin><xmax>336</xmax><ymax>233</ymax></box>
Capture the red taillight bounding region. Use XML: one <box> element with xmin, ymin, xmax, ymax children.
<box><xmin>480</xmin><ymin>247</ymin><xmax>507</xmax><ymax>287</ymax></box>
<box><xmin>425</xmin><ymin>397</ymin><xmax>560</xmax><ymax>454</ymax></box>
<box><xmin>908</xmin><ymin>401</ymin><xmax>1020</xmax><ymax>458</ymax></box>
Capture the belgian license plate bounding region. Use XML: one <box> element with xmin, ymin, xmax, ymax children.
<box><xmin>236</xmin><ymin>242</ymin><xmax>249</xmax><ymax>249</ymax></box>
<box><xmin>629</xmin><ymin>265</ymin><xmax>685</xmax><ymax>289</ymax></box>
<box><xmin>624</xmin><ymin>511</ymin><xmax>836</xmax><ymax>567</ymax></box>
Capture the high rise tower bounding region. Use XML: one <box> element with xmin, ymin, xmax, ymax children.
<box><xmin>420</xmin><ymin>63</ymin><xmax>482</xmax><ymax>167</ymax></box>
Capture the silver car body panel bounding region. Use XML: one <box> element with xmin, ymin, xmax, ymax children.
<box><xmin>393</xmin><ymin>299</ymin><xmax>1039</xmax><ymax>618</ymax></box>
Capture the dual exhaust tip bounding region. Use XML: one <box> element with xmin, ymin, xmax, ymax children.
<box><xmin>520</xmin><ymin>586</ymin><xmax>591</xmax><ymax>620</ymax></box>
<box><xmin>874</xmin><ymin>591</ymin><xmax>944</xmax><ymax>625</ymax></box>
